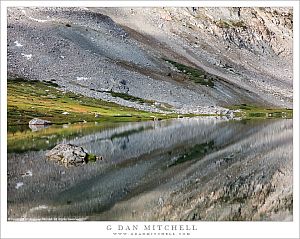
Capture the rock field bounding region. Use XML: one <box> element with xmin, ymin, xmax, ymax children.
<box><xmin>7</xmin><ymin>7</ymin><xmax>293</xmax><ymax>113</ymax></box>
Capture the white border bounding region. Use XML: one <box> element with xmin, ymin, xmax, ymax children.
<box><xmin>1</xmin><ymin>1</ymin><xmax>299</xmax><ymax>238</ymax></box>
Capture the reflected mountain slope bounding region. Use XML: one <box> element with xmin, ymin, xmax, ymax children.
<box><xmin>7</xmin><ymin>118</ymin><xmax>292</xmax><ymax>221</ymax></box>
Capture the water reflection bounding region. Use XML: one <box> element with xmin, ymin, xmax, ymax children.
<box><xmin>7</xmin><ymin>117</ymin><xmax>293</xmax><ymax>221</ymax></box>
<box><xmin>29</xmin><ymin>124</ymin><xmax>51</xmax><ymax>132</ymax></box>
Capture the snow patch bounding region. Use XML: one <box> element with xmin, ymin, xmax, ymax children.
<box><xmin>21</xmin><ymin>53</ymin><xmax>32</xmax><ymax>60</ymax></box>
<box><xmin>20</xmin><ymin>8</ymin><xmax>49</xmax><ymax>23</ymax></box>
<box><xmin>15</xmin><ymin>182</ymin><xmax>24</xmax><ymax>189</ymax></box>
<box><xmin>28</xmin><ymin>16</ymin><xmax>48</xmax><ymax>23</ymax></box>
<box><xmin>76</xmin><ymin>77</ymin><xmax>89</xmax><ymax>81</ymax></box>
<box><xmin>14</xmin><ymin>41</ymin><xmax>23</xmax><ymax>47</ymax></box>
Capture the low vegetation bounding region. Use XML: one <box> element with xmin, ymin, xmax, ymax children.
<box><xmin>6</xmin><ymin>78</ymin><xmax>206</xmax><ymax>152</ymax></box>
<box><xmin>7</xmin><ymin>79</ymin><xmax>292</xmax><ymax>153</ymax></box>
<box><xmin>7</xmin><ymin>78</ymin><xmax>180</xmax><ymax>126</ymax></box>
<box><xmin>229</xmin><ymin>103</ymin><xmax>293</xmax><ymax>119</ymax></box>
<box><xmin>86</xmin><ymin>153</ymin><xmax>97</xmax><ymax>162</ymax></box>
<box><xmin>215</xmin><ymin>19</ymin><xmax>247</xmax><ymax>29</ymax></box>
<box><xmin>110</xmin><ymin>91</ymin><xmax>154</xmax><ymax>104</ymax></box>
<box><xmin>168</xmin><ymin>141</ymin><xmax>215</xmax><ymax>167</ymax></box>
<box><xmin>7</xmin><ymin>123</ymin><xmax>114</xmax><ymax>153</ymax></box>
<box><xmin>164</xmin><ymin>59</ymin><xmax>215</xmax><ymax>87</ymax></box>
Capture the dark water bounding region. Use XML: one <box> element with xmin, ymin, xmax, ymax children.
<box><xmin>7</xmin><ymin>117</ymin><xmax>293</xmax><ymax>221</ymax></box>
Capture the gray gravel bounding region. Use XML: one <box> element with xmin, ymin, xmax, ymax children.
<box><xmin>7</xmin><ymin>7</ymin><xmax>293</xmax><ymax>114</ymax></box>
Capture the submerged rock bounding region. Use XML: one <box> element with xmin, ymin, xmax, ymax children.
<box><xmin>46</xmin><ymin>144</ymin><xmax>102</xmax><ymax>167</ymax></box>
<box><xmin>29</xmin><ymin>118</ymin><xmax>52</xmax><ymax>125</ymax></box>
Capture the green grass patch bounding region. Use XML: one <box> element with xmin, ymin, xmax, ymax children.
<box><xmin>164</xmin><ymin>59</ymin><xmax>215</xmax><ymax>87</ymax></box>
<box><xmin>7</xmin><ymin>78</ymin><xmax>177</xmax><ymax>126</ymax></box>
<box><xmin>215</xmin><ymin>19</ymin><xmax>231</xmax><ymax>28</ymax></box>
<box><xmin>168</xmin><ymin>140</ymin><xmax>215</xmax><ymax>167</ymax></box>
<box><xmin>85</xmin><ymin>153</ymin><xmax>97</xmax><ymax>162</ymax></box>
<box><xmin>7</xmin><ymin>123</ymin><xmax>115</xmax><ymax>153</ymax></box>
<box><xmin>110</xmin><ymin>91</ymin><xmax>154</xmax><ymax>104</ymax></box>
<box><xmin>215</xmin><ymin>20</ymin><xmax>247</xmax><ymax>29</ymax></box>
<box><xmin>228</xmin><ymin>104</ymin><xmax>293</xmax><ymax>119</ymax></box>
<box><xmin>110</xmin><ymin>126</ymin><xmax>153</xmax><ymax>140</ymax></box>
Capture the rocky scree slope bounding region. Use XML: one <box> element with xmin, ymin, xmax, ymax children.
<box><xmin>7</xmin><ymin>7</ymin><xmax>293</xmax><ymax>114</ymax></box>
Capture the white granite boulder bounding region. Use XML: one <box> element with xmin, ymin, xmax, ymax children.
<box><xmin>29</xmin><ymin>118</ymin><xmax>52</xmax><ymax>125</ymax></box>
<box><xmin>46</xmin><ymin>144</ymin><xmax>102</xmax><ymax>167</ymax></box>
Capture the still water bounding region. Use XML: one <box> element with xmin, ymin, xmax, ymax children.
<box><xmin>7</xmin><ymin>117</ymin><xmax>293</xmax><ymax>221</ymax></box>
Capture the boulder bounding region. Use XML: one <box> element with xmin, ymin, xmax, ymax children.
<box><xmin>29</xmin><ymin>124</ymin><xmax>51</xmax><ymax>132</ymax></box>
<box><xmin>29</xmin><ymin>118</ymin><xmax>52</xmax><ymax>125</ymax></box>
<box><xmin>46</xmin><ymin>144</ymin><xmax>102</xmax><ymax>167</ymax></box>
